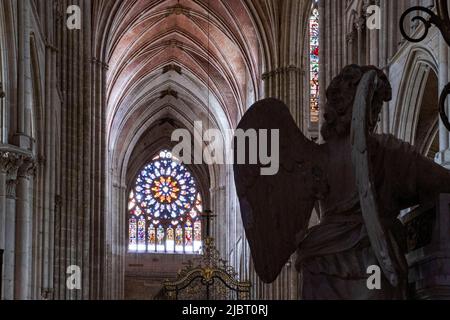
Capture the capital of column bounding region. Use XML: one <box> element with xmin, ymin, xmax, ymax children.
<box><xmin>1</xmin><ymin>152</ymin><xmax>22</xmax><ymax>198</ymax></box>
<box><xmin>1</xmin><ymin>148</ymin><xmax>35</xmax><ymax>198</ymax></box>
<box><xmin>18</xmin><ymin>157</ymin><xmax>36</xmax><ymax>179</ymax></box>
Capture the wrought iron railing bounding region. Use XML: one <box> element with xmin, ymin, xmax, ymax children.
<box><xmin>162</xmin><ymin>211</ymin><xmax>251</xmax><ymax>300</ymax></box>
<box><xmin>400</xmin><ymin>0</ymin><xmax>450</xmax><ymax>131</ymax></box>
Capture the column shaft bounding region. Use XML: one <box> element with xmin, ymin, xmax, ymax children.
<box><xmin>14</xmin><ymin>160</ymin><xmax>34</xmax><ymax>299</ymax></box>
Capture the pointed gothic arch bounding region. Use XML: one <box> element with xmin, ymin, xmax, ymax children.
<box><xmin>393</xmin><ymin>46</ymin><xmax>439</xmax><ymax>155</ymax></box>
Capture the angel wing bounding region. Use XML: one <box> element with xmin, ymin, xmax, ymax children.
<box><xmin>234</xmin><ymin>98</ymin><xmax>325</xmax><ymax>283</ymax></box>
<box><xmin>351</xmin><ymin>71</ymin><xmax>403</xmax><ymax>287</ymax></box>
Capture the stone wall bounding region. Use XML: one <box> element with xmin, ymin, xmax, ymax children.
<box><xmin>124</xmin><ymin>253</ymin><xmax>196</xmax><ymax>300</ymax></box>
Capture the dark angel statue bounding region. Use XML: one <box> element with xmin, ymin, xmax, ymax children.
<box><xmin>233</xmin><ymin>65</ymin><xmax>450</xmax><ymax>300</ymax></box>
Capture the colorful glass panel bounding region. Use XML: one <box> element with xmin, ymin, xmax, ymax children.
<box><xmin>175</xmin><ymin>225</ymin><xmax>183</xmax><ymax>253</ymax></box>
<box><xmin>129</xmin><ymin>217</ymin><xmax>137</xmax><ymax>251</ymax></box>
<box><xmin>137</xmin><ymin>216</ymin><xmax>146</xmax><ymax>251</ymax></box>
<box><xmin>193</xmin><ymin>221</ymin><xmax>202</xmax><ymax>252</ymax></box>
<box><xmin>128</xmin><ymin>150</ymin><xmax>203</xmax><ymax>254</ymax></box>
<box><xmin>185</xmin><ymin>220</ymin><xmax>193</xmax><ymax>253</ymax></box>
<box><xmin>148</xmin><ymin>224</ymin><xmax>156</xmax><ymax>251</ymax></box>
<box><xmin>166</xmin><ymin>226</ymin><xmax>175</xmax><ymax>252</ymax></box>
<box><xmin>309</xmin><ymin>4</ymin><xmax>320</xmax><ymax>123</ymax></box>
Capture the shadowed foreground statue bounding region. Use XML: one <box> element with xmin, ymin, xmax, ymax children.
<box><xmin>234</xmin><ymin>65</ymin><xmax>450</xmax><ymax>300</ymax></box>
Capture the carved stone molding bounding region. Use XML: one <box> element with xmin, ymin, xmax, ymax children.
<box><xmin>262</xmin><ymin>66</ymin><xmax>303</xmax><ymax>81</ymax></box>
<box><xmin>0</xmin><ymin>152</ymin><xmax>9</xmax><ymax>173</ymax></box>
<box><xmin>355</xmin><ymin>16</ymin><xmax>366</xmax><ymax>31</ymax></box>
<box><xmin>18</xmin><ymin>157</ymin><xmax>37</xmax><ymax>179</ymax></box>
<box><xmin>1</xmin><ymin>152</ymin><xmax>22</xmax><ymax>198</ymax></box>
<box><xmin>0</xmin><ymin>148</ymin><xmax>35</xmax><ymax>198</ymax></box>
<box><xmin>6</xmin><ymin>179</ymin><xmax>19</xmax><ymax>199</ymax></box>
<box><xmin>165</xmin><ymin>3</ymin><xmax>192</xmax><ymax>19</ymax></box>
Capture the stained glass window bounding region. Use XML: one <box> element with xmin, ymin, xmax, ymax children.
<box><xmin>128</xmin><ymin>150</ymin><xmax>203</xmax><ymax>254</ymax></box>
<box><xmin>309</xmin><ymin>2</ymin><xmax>320</xmax><ymax>123</ymax></box>
<box><xmin>129</xmin><ymin>217</ymin><xmax>137</xmax><ymax>247</ymax></box>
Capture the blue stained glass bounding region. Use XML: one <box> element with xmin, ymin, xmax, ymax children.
<box><xmin>128</xmin><ymin>150</ymin><xmax>203</xmax><ymax>254</ymax></box>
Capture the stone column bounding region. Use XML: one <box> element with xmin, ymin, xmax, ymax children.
<box><xmin>436</xmin><ymin>37</ymin><xmax>450</xmax><ymax>168</ymax></box>
<box><xmin>119</xmin><ymin>185</ymin><xmax>127</xmax><ymax>300</ymax></box>
<box><xmin>0</xmin><ymin>153</ymin><xmax>8</xmax><ymax>254</ymax></box>
<box><xmin>356</xmin><ymin>17</ymin><xmax>366</xmax><ymax>66</ymax></box>
<box><xmin>262</xmin><ymin>66</ymin><xmax>303</xmax><ymax>129</ymax></box>
<box><xmin>108</xmin><ymin>182</ymin><xmax>126</xmax><ymax>300</ymax></box>
<box><xmin>211</xmin><ymin>185</ymin><xmax>226</xmax><ymax>255</ymax></box>
<box><xmin>14</xmin><ymin>0</ymin><xmax>33</xmax><ymax>150</ymax></box>
<box><xmin>0</xmin><ymin>80</ymin><xmax>5</xmax><ymax>144</ymax></box>
<box><xmin>1</xmin><ymin>152</ymin><xmax>22</xmax><ymax>300</ymax></box>
<box><xmin>14</xmin><ymin>158</ymin><xmax>35</xmax><ymax>299</ymax></box>
<box><xmin>289</xmin><ymin>258</ymin><xmax>299</xmax><ymax>300</ymax></box>
<box><xmin>346</xmin><ymin>32</ymin><xmax>356</xmax><ymax>66</ymax></box>
<box><xmin>380</xmin><ymin>0</ymin><xmax>390</xmax><ymax>133</ymax></box>
<box><xmin>0</xmin><ymin>152</ymin><xmax>8</xmax><ymax>299</ymax></box>
<box><xmin>53</xmin><ymin>195</ymin><xmax>62</xmax><ymax>299</ymax></box>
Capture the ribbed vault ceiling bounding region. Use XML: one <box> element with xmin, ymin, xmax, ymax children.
<box><xmin>96</xmin><ymin>0</ymin><xmax>310</xmax><ymax>184</ymax></box>
<box><xmin>104</xmin><ymin>0</ymin><xmax>264</xmax><ymax>155</ymax></box>
<box><xmin>95</xmin><ymin>0</ymin><xmax>279</xmax><ymax>185</ymax></box>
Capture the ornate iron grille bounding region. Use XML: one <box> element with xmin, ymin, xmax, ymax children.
<box><xmin>162</xmin><ymin>211</ymin><xmax>251</xmax><ymax>300</ymax></box>
<box><xmin>400</xmin><ymin>0</ymin><xmax>450</xmax><ymax>132</ymax></box>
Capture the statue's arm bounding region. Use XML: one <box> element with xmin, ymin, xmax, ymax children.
<box><xmin>411</xmin><ymin>153</ymin><xmax>450</xmax><ymax>204</ymax></box>
<box><xmin>374</xmin><ymin>135</ymin><xmax>450</xmax><ymax>210</ymax></box>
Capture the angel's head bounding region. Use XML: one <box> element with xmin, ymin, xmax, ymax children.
<box><xmin>321</xmin><ymin>64</ymin><xmax>392</xmax><ymax>141</ymax></box>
